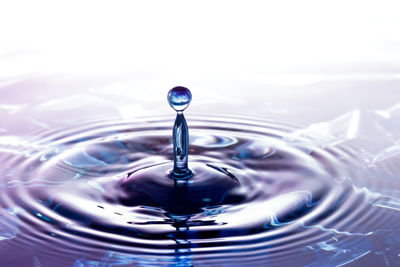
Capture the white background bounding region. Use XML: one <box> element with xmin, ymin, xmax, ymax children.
<box><xmin>1</xmin><ymin>0</ymin><xmax>400</xmax><ymax>75</ymax></box>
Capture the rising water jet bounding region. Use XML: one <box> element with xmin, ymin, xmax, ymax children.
<box><xmin>119</xmin><ymin>86</ymin><xmax>241</xmax><ymax>215</ymax></box>
<box><xmin>168</xmin><ymin>86</ymin><xmax>193</xmax><ymax>179</ymax></box>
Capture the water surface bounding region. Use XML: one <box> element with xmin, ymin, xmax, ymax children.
<box><xmin>0</xmin><ymin>73</ymin><xmax>400</xmax><ymax>266</ymax></box>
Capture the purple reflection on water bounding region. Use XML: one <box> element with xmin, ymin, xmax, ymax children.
<box><xmin>0</xmin><ymin>71</ymin><xmax>399</xmax><ymax>267</ymax></box>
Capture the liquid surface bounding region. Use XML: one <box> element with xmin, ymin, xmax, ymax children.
<box><xmin>0</xmin><ymin>75</ymin><xmax>400</xmax><ymax>267</ymax></box>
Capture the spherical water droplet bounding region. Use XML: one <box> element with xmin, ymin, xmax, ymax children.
<box><xmin>168</xmin><ymin>86</ymin><xmax>192</xmax><ymax>111</ymax></box>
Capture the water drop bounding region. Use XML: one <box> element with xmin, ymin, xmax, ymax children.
<box><xmin>168</xmin><ymin>86</ymin><xmax>192</xmax><ymax>112</ymax></box>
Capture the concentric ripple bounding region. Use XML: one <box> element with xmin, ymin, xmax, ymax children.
<box><xmin>0</xmin><ymin>115</ymin><xmax>399</xmax><ymax>266</ymax></box>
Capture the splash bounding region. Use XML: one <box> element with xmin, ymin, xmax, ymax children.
<box><xmin>168</xmin><ymin>86</ymin><xmax>192</xmax><ymax>179</ymax></box>
<box><xmin>0</xmin><ymin>83</ymin><xmax>400</xmax><ymax>266</ymax></box>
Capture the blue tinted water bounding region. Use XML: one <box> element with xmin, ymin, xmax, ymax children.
<box><xmin>0</xmin><ymin>74</ymin><xmax>400</xmax><ymax>266</ymax></box>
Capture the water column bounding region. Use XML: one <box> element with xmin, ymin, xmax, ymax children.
<box><xmin>168</xmin><ymin>86</ymin><xmax>193</xmax><ymax>179</ymax></box>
